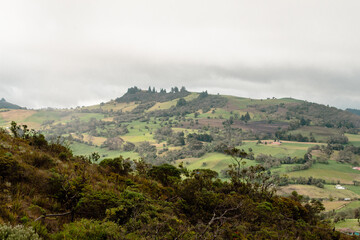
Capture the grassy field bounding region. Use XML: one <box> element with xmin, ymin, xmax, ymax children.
<box><xmin>122</xmin><ymin>120</ymin><xmax>159</xmax><ymax>143</ymax></box>
<box><xmin>0</xmin><ymin>109</ymin><xmax>37</xmax><ymax>127</ymax></box>
<box><xmin>347</xmin><ymin>133</ymin><xmax>360</xmax><ymax>147</ymax></box>
<box><xmin>289</xmin><ymin>126</ymin><xmax>341</xmax><ymax>142</ymax></box>
<box><xmin>70</xmin><ymin>142</ymin><xmax>139</xmax><ymax>161</ymax></box>
<box><xmin>322</xmin><ymin>201</ymin><xmax>349</xmax><ymax>211</ymax></box>
<box><xmin>339</xmin><ymin>200</ymin><xmax>360</xmax><ymax>211</ymax></box>
<box><xmin>84</xmin><ymin>101</ymin><xmax>138</xmax><ymax>112</ymax></box>
<box><xmin>147</xmin><ymin>92</ymin><xmax>199</xmax><ymax>112</ymax></box>
<box><xmin>278</xmin><ymin>184</ymin><xmax>360</xmax><ymax>199</ymax></box>
<box><xmin>241</xmin><ymin>141</ymin><xmax>319</xmax><ymax>158</ymax></box>
<box><xmin>286</xmin><ymin>160</ymin><xmax>360</xmax><ymax>184</ymax></box>
<box><xmin>175</xmin><ymin>152</ymin><xmax>257</xmax><ymax>174</ymax></box>
<box><xmin>335</xmin><ymin>219</ymin><xmax>360</xmax><ymax>231</ymax></box>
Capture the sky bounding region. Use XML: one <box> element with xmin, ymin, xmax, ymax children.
<box><xmin>1</xmin><ymin>0</ymin><xmax>360</xmax><ymax>109</ymax></box>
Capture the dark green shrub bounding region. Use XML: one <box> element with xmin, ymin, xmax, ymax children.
<box><xmin>147</xmin><ymin>164</ymin><xmax>181</xmax><ymax>186</ymax></box>
<box><xmin>76</xmin><ymin>191</ymin><xmax>120</xmax><ymax>219</ymax></box>
<box><xmin>99</xmin><ymin>156</ymin><xmax>132</xmax><ymax>175</ymax></box>
<box><xmin>52</xmin><ymin>219</ymin><xmax>123</xmax><ymax>240</ymax></box>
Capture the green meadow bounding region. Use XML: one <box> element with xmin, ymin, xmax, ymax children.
<box><xmin>347</xmin><ymin>133</ymin><xmax>360</xmax><ymax>147</ymax></box>
<box><xmin>70</xmin><ymin>142</ymin><xmax>139</xmax><ymax>161</ymax></box>
<box><xmin>335</xmin><ymin>219</ymin><xmax>360</xmax><ymax>231</ymax></box>
<box><xmin>287</xmin><ymin>160</ymin><xmax>360</xmax><ymax>184</ymax></box>
<box><xmin>289</xmin><ymin>126</ymin><xmax>341</xmax><ymax>142</ymax></box>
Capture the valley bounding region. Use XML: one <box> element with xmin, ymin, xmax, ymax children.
<box><xmin>2</xmin><ymin>86</ymin><xmax>360</xmax><ymax>233</ymax></box>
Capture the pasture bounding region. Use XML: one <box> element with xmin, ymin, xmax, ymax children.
<box><xmin>289</xmin><ymin>126</ymin><xmax>341</xmax><ymax>142</ymax></box>
<box><xmin>287</xmin><ymin>160</ymin><xmax>360</xmax><ymax>184</ymax></box>
<box><xmin>278</xmin><ymin>184</ymin><xmax>360</xmax><ymax>199</ymax></box>
<box><xmin>346</xmin><ymin>133</ymin><xmax>360</xmax><ymax>147</ymax></box>
<box><xmin>241</xmin><ymin>140</ymin><xmax>319</xmax><ymax>158</ymax></box>
<box><xmin>70</xmin><ymin>142</ymin><xmax>139</xmax><ymax>161</ymax></box>
<box><xmin>335</xmin><ymin>219</ymin><xmax>360</xmax><ymax>231</ymax></box>
<box><xmin>175</xmin><ymin>152</ymin><xmax>257</xmax><ymax>174</ymax></box>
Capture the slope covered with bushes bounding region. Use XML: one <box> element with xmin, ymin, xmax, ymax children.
<box><xmin>0</xmin><ymin>123</ymin><xmax>351</xmax><ymax>239</ymax></box>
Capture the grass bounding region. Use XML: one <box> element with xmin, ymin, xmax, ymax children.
<box><xmin>346</xmin><ymin>133</ymin><xmax>360</xmax><ymax>147</ymax></box>
<box><xmin>225</xmin><ymin>96</ymin><xmax>302</xmax><ymax>110</ymax></box>
<box><xmin>122</xmin><ymin>120</ymin><xmax>159</xmax><ymax>143</ymax></box>
<box><xmin>241</xmin><ymin>141</ymin><xmax>319</xmax><ymax>158</ymax></box>
<box><xmin>335</xmin><ymin>219</ymin><xmax>360</xmax><ymax>231</ymax></box>
<box><xmin>322</xmin><ymin>201</ymin><xmax>349</xmax><ymax>211</ymax></box>
<box><xmin>24</xmin><ymin>110</ymin><xmax>71</xmax><ymax>124</ymax></box>
<box><xmin>0</xmin><ymin>109</ymin><xmax>37</xmax><ymax>127</ymax></box>
<box><xmin>84</xmin><ymin>101</ymin><xmax>138</xmax><ymax>112</ymax></box>
<box><xmin>339</xmin><ymin>201</ymin><xmax>360</xmax><ymax>211</ymax></box>
<box><xmin>286</xmin><ymin>160</ymin><xmax>360</xmax><ymax>184</ymax></box>
<box><xmin>70</xmin><ymin>142</ymin><xmax>139</xmax><ymax>161</ymax></box>
<box><xmin>289</xmin><ymin>126</ymin><xmax>341</xmax><ymax>142</ymax></box>
<box><xmin>175</xmin><ymin>152</ymin><xmax>257</xmax><ymax>175</ymax></box>
<box><xmin>147</xmin><ymin>93</ymin><xmax>199</xmax><ymax>112</ymax></box>
<box><xmin>345</xmin><ymin>185</ymin><xmax>360</xmax><ymax>195</ymax></box>
<box><xmin>278</xmin><ymin>184</ymin><xmax>360</xmax><ymax>199</ymax></box>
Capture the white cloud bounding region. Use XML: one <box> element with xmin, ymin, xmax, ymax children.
<box><xmin>0</xmin><ymin>0</ymin><xmax>360</xmax><ymax>109</ymax></box>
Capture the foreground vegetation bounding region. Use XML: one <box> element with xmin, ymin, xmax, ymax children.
<box><xmin>0</xmin><ymin>125</ymin><xmax>351</xmax><ymax>239</ymax></box>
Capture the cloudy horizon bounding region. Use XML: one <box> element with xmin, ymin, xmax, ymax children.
<box><xmin>1</xmin><ymin>0</ymin><xmax>360</xmax><ymax>109</ymax></box>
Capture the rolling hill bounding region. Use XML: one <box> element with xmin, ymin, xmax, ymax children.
<box><xmin>2</xmin><ymin>86</ymin><xmax>360</xmax><ymax>232</ymax></box>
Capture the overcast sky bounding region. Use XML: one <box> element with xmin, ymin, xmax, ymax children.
<box><xmin>1</xmin><ymin>0</ymin><xmax>360</xmax><ymax>109</ymax></box>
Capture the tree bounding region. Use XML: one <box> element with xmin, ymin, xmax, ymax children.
<box><xmin>147</xmin><ymin>164</ymin><xmax>181</xmax><ymax>186</ymax></box>
<box><xmin>355</xmin><ymin>208</ymin><xmax>360</xmax><ymax>224</ymax></box>
<box><xmin>176</xmin><ymin>98</ymin><xmax>187</xmax><ymax>107</ymax></box>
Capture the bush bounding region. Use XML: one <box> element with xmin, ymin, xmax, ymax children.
<box><xmin>147</xmin><ymin>164</ymin><xmax>181</xmax><ymax>186</ymax></box>
<box><xmin>99</xmin><ymin>156</ymin><xmax>132</xmax><ymax>175</ymax></box>
<box><xmin>52</xmin><ymin>219</ymin><xmax>123</xmax><ymax>240</ymax></box>
<box><xmin>27</xmin><ymin>152</ymin><xmax>54</xmax><ymax>169</ymax></box>
<box><xmin>0</xmin><ymin>223</ymin><xmax>41</xmax><ymax>240</ymax></box>
<box><xmin>76</xmin><ymin>191</ymin><xmax>120</xmax><ymax>219</ymax></box>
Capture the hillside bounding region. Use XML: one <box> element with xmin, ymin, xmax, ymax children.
<box><xmin>0</xmin><ymin>126</ymin><xmax>349</xmax><ymax>239</ymax></box>
<box><xmin>347</xmin><ymin>108</ymin><xmax>360</xmax><ymax>116</ymax></box>
<box><xmin>0</xmin><ymin>98</ymin><xmax>23</xmax><ymax>110</ymax></box>
<box><xmin>2</xmin><ymin>86</ymin><xmax>360</xmax><ymax>233</ymax></box>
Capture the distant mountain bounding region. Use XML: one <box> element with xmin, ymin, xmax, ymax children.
<box><xmin>0</xmin><ymin>98</ymin><xmax>23</xmax><ymax>109</ymax></box>
<box><xmin>346</xmin><ymin>108</ymin><xmax>360</xmax><ymax>116</ymax></box>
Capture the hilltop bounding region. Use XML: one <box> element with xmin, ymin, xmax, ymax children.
<box><xmin>0</xmin><ymin>98</ymin><xmax>23</xmax><ymax>110</ymax></box>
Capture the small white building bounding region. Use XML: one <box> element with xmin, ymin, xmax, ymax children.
<box><xmin>335</xmin><ymin>184</ymin><xmax>346</xmax><ymax>190</ymax></box>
